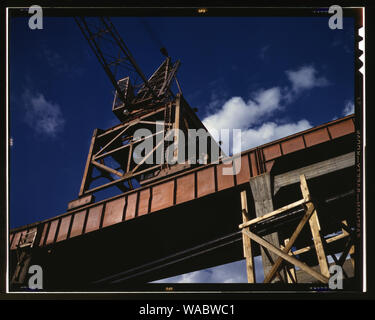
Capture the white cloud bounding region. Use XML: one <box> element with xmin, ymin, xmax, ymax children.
<box><xmin>42</xmin><ymin>46</ymin><xmax>84</xmax><ymax>77</ymax></box>
<box><xmin>202</xmin><ymin>66</ymin><xmax>325</xmax><ymax>153</ymax></box>
<box><xmin>153</xmin><ymin>257</ymin><xmax>264</xmax><ymax>283</ymax></box>
<box><xmin>43</xmin><ymin>48</ymin><xmax>67</xmax><ymax>72</ymax></box>
<box><xmin>23</xmin><ymin>90</ymin><xmax>65</xmax><ymax>137</ymax></box>
<box><xmin>342</xmin><ymin>100</ymin><xmax>354</xmax><ymax>116</ymax></box>
<box><xmin>332</xmin><ymin>100</ymin><xmax>355</xmax><ymax>120</ymax></box>
<box><xmin>203</xmin><ymin>87</ymin><xmax>282</xmax><ymax>133</ymax></box>
<box><xmin>237</xmin><ymin>120</ymin><xmax>312</xmax><ymax>150</ymax></box>
<box><xmin>259</xmin><ymin>45</ymin><xmax>270</xmax><ymax>60</ymax></box>
<box><xmin>285</xmin><ymin>65</ymin><xmax>329</xmax><ymax>93</ymax></box>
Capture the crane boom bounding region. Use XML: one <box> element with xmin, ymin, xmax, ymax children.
<box><xmin>74</xmin><ymin>17</ymin><xmax>180</xmax><ymax>121</ymax></box>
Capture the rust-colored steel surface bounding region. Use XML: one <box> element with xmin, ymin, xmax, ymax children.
<box><xmin>9</xmin><ymin>115</ymin><xmax>355</xmax><ymax>250</ymax></box>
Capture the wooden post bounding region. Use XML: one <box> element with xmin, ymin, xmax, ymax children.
<box><xmin>240</xmin><ymin>191</ymin><xmax>255</xmax><ymax>283</ymax></box>
<box><xmin>284</xmin><ymin>239</ymin><xmax>297</xmax><ymax>283</ymax></box>
<box><xmin>342</xmin><ymin>220</ymin><xmax>355</xmax><ymax>269</ymax></box>
<box><xmin>263</xmin><ymin>201</ymin><xmax>316</xmax><ymax>283</ymax></box>
<box><xmin>242</xmin><ymin>229</ymin><xmax>329</xmax><ymax>284</ymax></box>
<box><xmin>349</xmin><ymin>245</ymin><xmax>355</xmax><ymax>269</ymax></box>
<box><xmin>300</xmin><ymin>174</ymin><xmax>330</xmax><ymax>278</ymax></box>
<box><xmin>249</xmin><ymin>173</ymin><xmax>282</xmax><ymax>282</ymax></box>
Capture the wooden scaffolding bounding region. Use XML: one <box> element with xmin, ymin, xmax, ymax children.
<box><xmin>240</xmin><ymin>174</ymin><xmax>355</xmax><ymax>284</ymax></box>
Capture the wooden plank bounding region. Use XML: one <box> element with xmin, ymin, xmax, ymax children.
<box><xmin>284</xmin><ymin>239</ymin><xmax>297</xmax><ymax>283</ymax></box>
<box><xmin>292</xmin><ymin>232</ymin><xmax>349</xmax><ymax>256</ymax></box>
<box><xmin>240</xmin><ymin>191</ymin><xmax>255</xmax><ymax>283</ymax></box>
<box><xmin>262</xmin><ymin>247</ymin><xmax>284</xmax><ymax>283</ymax></box>
<box><xmin>273</xmin><ymin>152</ymin><xmax>355</xmax><ymax>194</ymax></box>
<box><xmin>349</xmin><ymin>245</ymin><xmax>355</xmax><ymax>269</ymax></box>
<box><xmin>337</xmin><ymin>236</ymin><xmax>354</xmax><ymax>267</ymax></box>
<box><xmin>242</xmin><ymin>229</ymin><xmax>329</xmax><ymax>284</ymax></box>
<box><xmin>300</xmin><ymin>174</ymin><xmax>330</xmax><ymax>278</ymax></box>
<box><xmin>239</xmin><ymin>198</ymin><xmax>308</xmax><ymax>229</ymax></box>
<box><xmin>263</xmin><ymin>203</ymin><xmax>316</xmax><ymax>283</ymax></box>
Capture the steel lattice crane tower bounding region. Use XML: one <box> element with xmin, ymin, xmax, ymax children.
<box><xmin>72</xmin><ymin>17</ymin><xmax>220</xmax><ymax>206</ymax></box>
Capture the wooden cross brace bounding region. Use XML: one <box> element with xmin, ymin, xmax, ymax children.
<box><xmin>240</xmin><ymin>174</ymin><xmax>331</xmax><ymax>284</ymax></box>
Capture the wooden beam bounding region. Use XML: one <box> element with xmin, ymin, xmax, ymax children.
<box><xmin>291</xmin><ymin>220</ymin><xmax>351</xmax><ymax>256</ymax></box>
<box><xmin>262</xmin><ymin>247</ymin><xmax>284</xmax><ymax>283</ymax></box>
<box><xmin>240</xmin><ymin>191</ymin><xmax>255</xmax><ymax>283</ymax></box>
<box><xmin>249</xmin><ymin>173</ymin><xmax>282</xmax><ymax>281</ymax></box>
<box><xmin>284</xmin><ymin>239</ymin><xmax>297</xmax><ymax>283</ymax></box>
<box><xmin>300</xmin><ymin>174</ymin><xmax>330</xmax><ymax>278</ymax></box>
<box><xmin>337</xmin><ymin>236</ymin><xmax>354</xmax><ymax>267</ymax></box>
<box><xmin>291</xmin><ymin>231</ymin><xmax>349</xmax><ymax>256</ymax></box>
<box><xmin>263</xmin><ymin>202</ymin><xmax>315</xmax><ymax>283</ymax></box>
<box><xmin>239</xmin><ymin>198</ymin><xmax>308</xmax><ymax>229</ymax></box>
<box><xmin>349</xmin><ymin>245</ymin><xmax>355</xmax><ymax>269</ymax></box>
<box><xmin>242</xmin><ymin>229</ymin><xmax>329</xmax><ymax>284</ymax></box>
<box><xmin>273</xmin><ymin>152</ymin><xmax>355</xmax><ymax>194</ymax></box>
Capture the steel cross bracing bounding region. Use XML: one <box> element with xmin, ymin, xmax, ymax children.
<box><xmin>79</xmin><ymin>103</ymin><xmax>175</xmax><ymax>197</ymax></box>
<box><xmin>77</xmin><ymin>94</ymin><xmax>218</xmax><ymax>198</ymax></box>
<box><xmin>75</xmin><ymin>17</ymin><xmax>181</xmax><ymax>122</ymax></box>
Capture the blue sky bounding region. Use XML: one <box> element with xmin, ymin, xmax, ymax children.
<box><xmin>9</xmin><ymin>15</ymin><xmax>355</xmax><ymax>283</ymax></box>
